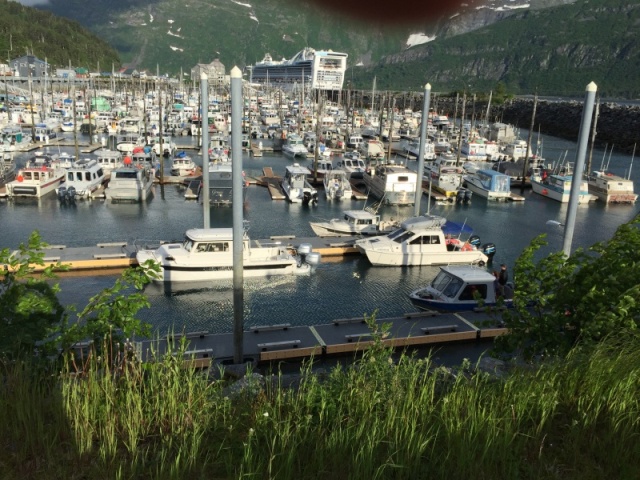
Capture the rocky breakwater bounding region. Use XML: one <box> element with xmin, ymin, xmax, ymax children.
<box><xmin>496</xmin><ymin>99</ymin><xmax>640</xmax><ymax>154</ymax></box>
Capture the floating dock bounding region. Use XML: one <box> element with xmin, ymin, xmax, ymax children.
<box><xmin>135</xmin><ymin>309</ymin><xmax>507</xmax><ymax>367</ymax></box>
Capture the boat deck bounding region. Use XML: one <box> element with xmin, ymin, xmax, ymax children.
<box><xmin>136</xmin><ymin>309</ymin><xmax>507</xmax><ymax>367</ymax></box>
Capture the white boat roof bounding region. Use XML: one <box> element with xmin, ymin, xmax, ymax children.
<box><xmin>285</xmin><ymin>164</ymin><xmax>311</xmax><ymax>174</ymax></box>
<box><xmin>186</xmin><ymin>228</ymin><xmax>235</xmax><ymax>241</ymax></box>
<box><xmin>439</xmin><ymin>265</ymin><xmax>495</xmax><ymax>282</ymax></box>
<box><xmin>343</xmin><ymin>210</ymin><xmax>378</xmax><ymax>219</ymax></box>
<box><xmin>401</xmin><ymin>215</ymin><xmax>447</xmax><ymax>231</ymax></box>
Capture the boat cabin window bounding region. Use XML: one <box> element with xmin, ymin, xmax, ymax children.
<box><xmin>115</xmin><ymin>171</ymin><xmax>138</xmax><ymax>179</ymax></box>
<box><xmin>196</xmin><ymin>242</ymin><xmax>229</xmax><ymax>252</ymax></box>
<box><xmin>356</xmin><ymin>218</ymin><xmax>373</xmax><ymax>226</ymax></box>
<box><xmin>458</xmin><ymin>284</ymin><xmax>488</xmax><ymax>301</ymax></box>
<box><xmin>398</xmin><ymin>176</ymin><xmax>410</xmax><ymax>182</ymax></box>
<box><xmin>442</xmin><ymin>277</ymin><xmax>464</xmax><ymax>298</ymax></box>
<box><xmin>392</xmin><ymin>231</ymin><xmax>414</xmax><ymax>244</ymax></box>
<box><xmin>409</xmin><ymin>235</ymin><xmax>441</xmax><ymax>245</ymax></box>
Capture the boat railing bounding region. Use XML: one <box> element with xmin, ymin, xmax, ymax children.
<box><xmin>133</xmin><ymin>238</ymin><xmax>178</xmax><ymax>252</ymax></box>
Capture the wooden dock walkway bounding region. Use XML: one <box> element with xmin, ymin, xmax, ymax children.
<box><xmin>136</xmin><ymin>309</ymin><xmax>507</xmax><ymax>366</ymax></box>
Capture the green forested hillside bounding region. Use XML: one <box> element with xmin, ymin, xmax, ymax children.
<box><xmin>349</xmin><ymin>0</ymin><xmax>640</xmax><ymax>97</ymax></box>
<box><xmin>0</xmin><ymin>0</ymin><xmax>120</xmax><ymax>70</ymax></box>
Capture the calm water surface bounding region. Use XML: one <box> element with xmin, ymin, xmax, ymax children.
<box><xmin>1</xmin><ymin>131</ymin><xmax>637</xmax><ymax>336</ymax></box>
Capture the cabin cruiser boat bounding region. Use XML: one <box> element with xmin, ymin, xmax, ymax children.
<box><xmin>462</xmin><ymin>169</ymin><xmax>511</xmax><ymax>201</ymax></box>
<box><xmin>116</xmin><ymin>134</ymin><xmax>145</xmax><ymax>154</ymax></box>
<box><xmin>282</xmin><ymin>133</ymin><xmax>308</xmax><ymax>158</ymax></box>
<box><xmin>402</xmin><ymin>138</ymin><xmax>436</xmax><ymax>161</ymax></box>
<box><xmin>587</xmin><ymin>171</ymin><xmax>637</xmax><ymax>204</ymax></box>
<box><xmin>335</xmin><ymin>152</ymin><xmax>366</xmax><ymax>179</ymax></box>
<box><xmin>150</xmin><ymin>135</ymin><xmax>176</xmax><ymax>157</ymax></box>
<box><xmin>0</xmin><ymin>152</ymin><xmax>16</xmax><ymax>187</ymax></box>
<box><xmin>310</xmin><ymin>158</ymin><xmax>334</xmax><ymax>178</ymax></box>
<box><xmin>355</xmin><ymin>215</ymin><xmax>495</xmax><ymax>267</ymax></box>
<box><xmin>135</xmin><ymin>228</ymin><xmax>321</xmax><ymax>283</ymax></box>
<box><xmin>171</xmin><ymin>151</ymin><xmax>197</xmax><ymax>177</ymax></box>
<box><xmin>323</xmin><ymin>169</ymin><xmax>352</xmax><ymax>201</ymax></box>
<box><xmin>531</xmin><ymin>167</ymin><xmax>593</xmax><ymax>203</ymax></box>
<box><xmin>362</xmin><ymin>164</ymin><xmax>418</xmax><ymax>206</ymax></box>
<box><xmin>409</xmin><ymin>265</ymin><xmax>513</xmax><ymax>312</ymax></box>
<box><xmin>309</xmin><ymin>209</ymin><xmax>399</xmax><ymax>237</ymax></box>
<box><xmin>94</xmin><ymin>148</ymin><xmax>123</xmax><ymax>173</ymax></box>
<box><xmin>56</xmin><ymin>158</ymin><xmax>106</xmax><ymax>199</ymax></box>
<box><xmin>207</xmin><ymin>160</ymin><xmax>247</xmax><ymax>206</ymax></box>
<box><xmin>6</xmin><ymin>158</ymin><xmax>65</xmax><ymax>198</ymax></box>
<box><xmin>104</xmin><ymin>166</ymin><xmax>154</xmax><ymax>202</ymax></box>
<box><xmin>281</xmin><ymin>163</ymin><xmax>318</xmax><ymax>204</ymax></box>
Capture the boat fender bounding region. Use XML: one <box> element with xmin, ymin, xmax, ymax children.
<box><xmin>461</xmin><ymin>242</ymin><xmax>473</xmax><ymax>252</ymax></box>
<box><xmin>16</xmin><ymin>175</ymin><xmax>23</xmax><ymax>182</ymax></box>
<box><xmin>478</xmin><ymin>260</ymin><xmax>486</xmax><ymax>267</ymax></box>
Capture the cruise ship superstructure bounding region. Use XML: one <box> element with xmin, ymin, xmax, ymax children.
<box><xmin>249</xmin><ymin>48</ymin><xmax>348</xmax><ymax>91</ymax></box>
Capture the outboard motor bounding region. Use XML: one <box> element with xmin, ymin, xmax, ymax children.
<box><xmin>311</xmin><ymin>191</ymin><xmax>319</xmax><ymax>205</ymax></box>
<box><xmin>66</xmin><ymin>186</ymin><xmax>77</xmax><ymax>201</ymax></box>
<box><xmin>469</xmin><ymin>235</ymin><xmax>481</xmax><ymax>249</ymax></box>
<box><xmin>57</xmin><ymin>186</ymin><xmax>67</xmax><ymax>202</ymax></box>
<box><xmin>296</xmin><ymin>243</ymin><xmax>321</xmax><ymax>273</ymax></box>
<box><xmin>464</xmin><ymin>189</ymin><xmax>472</xmax><ymax>203</ymax></box>
<box><xmin>481</xmin><ymin>243</ymin><xmax>496</xmax><ymax>262</ymax></box>
<box><xmin>456</xmin><ymin>189</ymin><xmax>466</xmax><ymax>204</ymax></box>
<box><xmin>302</xmin><ymin>192</ymin><xmax>311</xmax><ymax>205</ymax></box>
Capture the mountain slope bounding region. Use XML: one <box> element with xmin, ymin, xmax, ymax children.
<box><xmin>350</xmin><ymin>0</ymin><xmax>640</xmax><ymax>97</ymax></box>
<box><xmin>0</xmin><ymin>0</ymin><xmax>120</xmax><ymax>70</ymax></box>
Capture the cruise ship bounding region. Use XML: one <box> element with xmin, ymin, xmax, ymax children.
<box><xmin>249</xmin><ymin>48</ymin><xmax>348</xmax><ymax>91</ymax></box>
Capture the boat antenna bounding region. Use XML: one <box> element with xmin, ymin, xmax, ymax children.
<box><xmin>457</xmin><ymin>217</ymin><xmax>468</xmax><ymax>241</ymax></box>
<box><xmin>605</xmin><ymin>144</ymin><xmax>614</xmax><ymax>172</ymax></box>
<box><xmin>628</xmin><ymin>143</ymin><xmax>636</xmax><ymax>180</ymax></box>
<box><xmin>599</xmin><ymin>143</ymin><xmax>607</xmax><ymax>171</ymax></box>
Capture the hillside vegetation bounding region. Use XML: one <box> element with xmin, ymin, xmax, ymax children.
<box><xmin>0</xmin><ymin>0</ymin><xmax>120</xmax><ymax>70</ymax></box>
<box><xmin>350</xmin><ymin>0</ymin><xmax>640</xmax><ymax>97</ymax></box>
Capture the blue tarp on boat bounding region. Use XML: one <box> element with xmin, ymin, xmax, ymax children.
<box><xmin>442</xmin><ymin>221</ymin><xmax>473</xmax><ymax>236</ymax></box>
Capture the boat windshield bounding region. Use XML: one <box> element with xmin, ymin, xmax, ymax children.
<box><xmin>432</xmin><ymin>271</ymin><xmax>465</xmax><ymax>298</ymax></box>
<box><xmin>183</xmin><ymin>239</ymin><xmax>194</xmax><ymax>252</ymax></box>
<box><xmin>386</xmin><ymin>227</ymin><xmax>405</xmax><ymax>239</ymax></box>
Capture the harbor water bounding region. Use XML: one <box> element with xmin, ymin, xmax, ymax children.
<box><xmin>1</xmin><ymin>131</ymin><xmax>638</xmax><ymax>338</ymax></box>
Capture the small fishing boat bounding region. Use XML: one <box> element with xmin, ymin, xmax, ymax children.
<box><xmin>281</xmin><ymin>163</ymin><xmax>318</xmax><ymax>204</ymax></box>
<box><xmin>355</xmin><ymin>215</ymin><xmax>496</xmax><ymax>267</ymax></box>
<box><xmin>323</xmin><ymin>169</ymin><xmax>352</xmax><ymax>201</ymax></box>
<box><xmin>56</xmin><ymin>158</ymin><xmax>106</xmax><ymax>199</ymax></box>
<box><xmin>136</xmin><ymin>228</ymin><xmax>321</xmax><ymax>283</ymax></box>
<box><xmin>309</xmin><ymin>209</ymin><xmax>399</xmax><ymax>237</ymax></box>
<box><xmin>409</xmin><ymin>265</ymin><xmax>513</xmax><ymax>312</ymax></box>
<box><xmin>171</xmin><ymin>151</ymin><xmax>197</xmax><ymax>177</ymax></box>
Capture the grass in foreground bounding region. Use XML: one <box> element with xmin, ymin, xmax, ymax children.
<box><xmin>1</xmin><ymin>334</ymin><xmax>639</xmax><ymax>480</ymax></box>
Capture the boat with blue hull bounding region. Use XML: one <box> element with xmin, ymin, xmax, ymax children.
<box><xmin>409</xmin><ymin>265</ymin><xmax>513</xmax><ymax>312</ymax></box>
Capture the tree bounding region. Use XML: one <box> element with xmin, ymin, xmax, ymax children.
<box><xmin>0</xmin><ymin>231</ymin><xmax>157</xmax><ymax>359</ymax></box>
<box><xmin>0</xmin><ymin>232</ymin><xmax>66</xmax><ymax>357</ymax></box>
<box><xmin>495</xmin><ymin>216</ymin><xmax>640</xmax><ymax>359</ymax></box>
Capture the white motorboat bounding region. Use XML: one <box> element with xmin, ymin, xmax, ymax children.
<box><xmin>281</xmin><ymin>163</ymin><xmax>318</xmax><ymax>204</ymax></box>
<box><xmin>335</xmin><ymin>152</ymin><xmax>366</xmax><ymax>179</ymax></box>
<box><xmin>462</xmin><ymin>169</ymin><xmax>512</xmax><ymax>201</ymax></box>
<box><xmin>136</xmin><ymin>228</ymin><xmax>321</xmax><ymax>283</ymax></box>
<box><xmin>104</xmin><ymin>166</ymin><xmax>154</xmax><ymax>202</ymax></box>
<box><xmin>362</xmin><ymin>164</ymin><xmax>418</xmax><ymax>206</ymax></box>
<box><xmin>402</xmin><ymin>138</ymin><xmax>436</xmax><ymax>161</ymax></box>
<box><xmin>56</xmin><ymin>158</ymin><xmax>106</xmax><ymax>199</ymax></box>
<box><xmin>94</xmin><ymin>148</ymin><xmax>123</xmax><ymax>173</ymax></box>
<box><xmin>309</xmin><ymin>209</ymin><xmax>399</xmax><ymax>237</ymax></box>
<box><xmin>531</xmin><ymin>168</ymin><xmax>593</xmax><ymax>203</ymax></box>
<box><xmin>0</xmin><ymin>152</ymin><xmax>16</xmax><ymax>187</ymax></box>
<box><xmin>116</xmin><ymin>133</ymin><xmax>145</xmax><ymax>154</ymax></box>
<box><xmin>587</xmin><ymin>171</ymin><xmax>637</xmax><ymax>204</ymax></box>
<box><xmin>207</xmin><ymin>160</ymin><xmax>248</xmax><ymax>206</ymax></box>
<box><xmin>355</xmin><ymin>215</ymin><xmax>495</xmax><ymax>267</ymax></box>
<box><xmin>409</xmin><ymin>265</ymin><xmax>512</xmax><ymax>312</ymax></box>
<box><xmin>323</xmin><ymin>169</ymin><xmax>353</xmax><ymax>201</ymax></box>
<box><xmin>150</xmin><ymin>135</ymin><xmax>176</xmax><ymax>157</ymax></box>
<box><xmin>171</xmin><ymin>151</ymin><xmax>197</xmax><ymax>177</ymax></box>
<box><xmin>6</xmin><ymin>161</ymin><xmax>65</xmax><ymax>198</ymax></box>
<box><xmin>310</xmin><ymin>157</ymin><xmax>334</xmax><ymax>178</ymax></box>
<box><xmin>282</xmin><ymin>133</ymin><xmax>308</xmax><ymax>158</ymax></box>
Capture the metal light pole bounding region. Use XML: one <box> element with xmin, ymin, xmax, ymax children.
<box><xmin>200</xmin><ymin>72</ymin><xmax>210</xmax><ymax>226</ymax></box>
<box><xmin>230</xmin><ymin>66</ymin><xmax>244</xmax><ymax>365</ymax></box>
<box><xmin>562</xmin><ymin>82</ymin><xmax>597</xmax><ymax>257</ymax></box>
<box><xmin>413</xmin><ymin>83</ymin><xmax>431</xmax><ymax>216</ymax></box>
